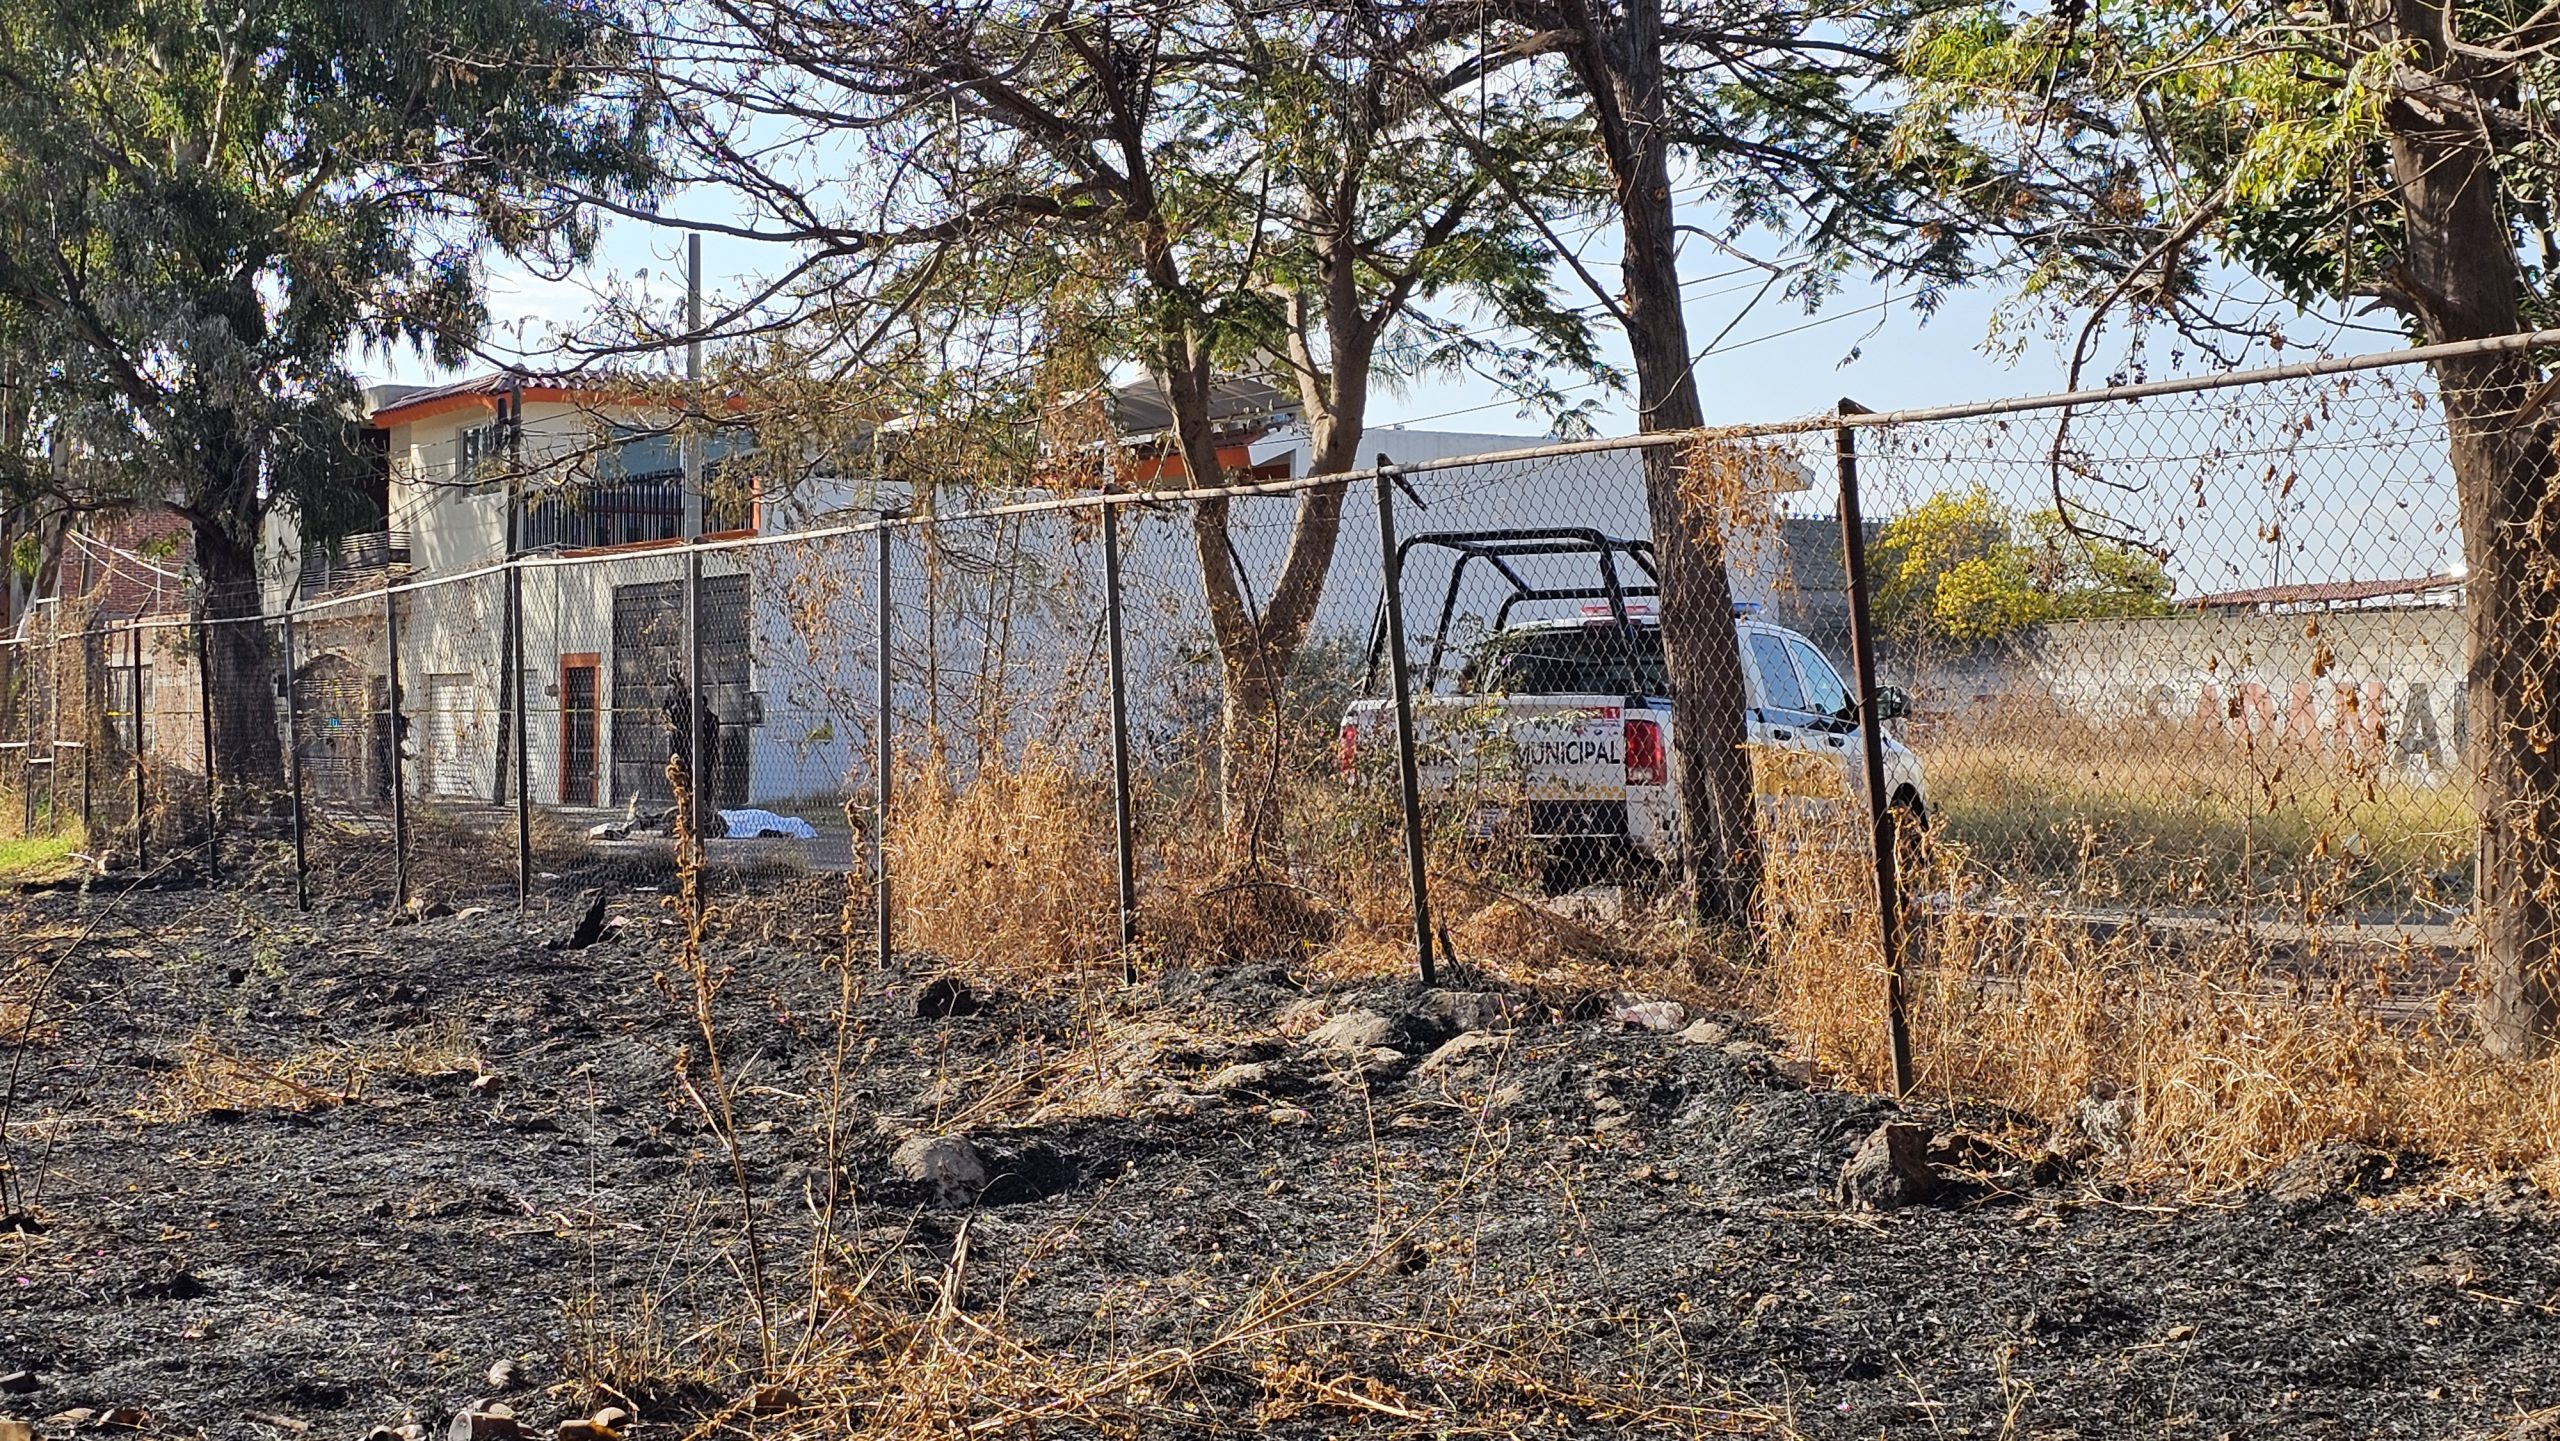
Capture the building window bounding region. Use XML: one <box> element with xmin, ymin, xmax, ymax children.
<box><xmin>459</xmin><ymin>422</ymin><xmax>503</xmax><ymax>482</ymax></box>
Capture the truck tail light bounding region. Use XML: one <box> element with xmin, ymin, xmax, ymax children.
<box><xmin>1338</xmin><ymin>721</ymin><xmax>1361</xmax><ymax>778</ymax></box>
<box><xmin>1624</xmin><ymin>718</ymin><xmax>1667</xmax><ymax>786</ymax></box>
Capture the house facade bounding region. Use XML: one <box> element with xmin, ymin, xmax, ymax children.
<box><xmin>269</xmin><ymin>375</ymin><xmax>806</xmax><ymax>816</ymax></box>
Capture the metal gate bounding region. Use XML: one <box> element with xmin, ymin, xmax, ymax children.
<box><xmin>609</xmin><ymin>575</ymin><xmax>751</xmax><ymax>807</ymax></box>
<box><xmin>294</xmin><ymin>653</ymin><xmax>381</xmax><ymax>801</ymax></box>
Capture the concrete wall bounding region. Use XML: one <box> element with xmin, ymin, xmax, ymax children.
<box><xmin>1923</xmin><ymin>605</ymin><xmax>2468</xmax><ymax>774</ymax></box>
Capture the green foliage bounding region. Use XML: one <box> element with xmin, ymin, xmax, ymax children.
<box><xmin>1899</xmin><ymin>0</ymin><xmax>2556</xmax><ymax>337</ymax></box>
<box><xmin>0</xmin><ymin>0</ymin><xmax>657</xmax><ymax>570</ymax></box>
<box><xmin>1874</xmin><ymin>485</ymin><xmax>2174</xmax><ymax>645</ymax></box>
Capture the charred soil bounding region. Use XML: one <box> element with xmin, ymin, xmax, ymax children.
<box><xmin>0</xmin><ymin>874</ymin><xmax>2554</xmax><ymax>1438</ymax></box>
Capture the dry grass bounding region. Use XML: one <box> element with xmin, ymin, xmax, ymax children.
<box><xmin>688</xmin><ymin>1239</ymin><xmax>1781</xmax><ymax>1441</ymax></box>
<box><xmin>1920</xmin><ymin>708</ymin><xmax>2472</xmax><ymax>914</ymax></box>
<box><xmin>1748</xmin><ymin>774</ymin><xmax>2560</xmax><ymax>1193</ymax></box>
<box><xmin>131</xmin><ymin>1019</ymin><xmax>482</xmax><ymax>1122</ymax></box>
<box><xmin>1767</xmin><ymin>903</ymin><xmax>2560</xmax><ymax>1191</ymax></box>
<box><xmin>884</xmin><ymin>744</ymin><xmax>1123</xmax><ymax>981</ymax></box>
<box><xmin>1131</xmin><ymin>738</ymin><xmax>2560</xmax><ymax>1196</ymax></box>
<box><xmin>566</xmin><ymin>1094</ymin><xmax>1784</xmax><ymax>1441</ymax></box>
<box><xmin>768</xmin><ymin>726</ymin><xmax>2560</xmax><ymax>1196</ymax></box>
<box><xmin>674</xmin><ymin>711</ymin><xmax>2558</xmax><ymax>1271</ymax></box>
<box><xmin>619</xmin><ymin>742</ymin><xmax>1790</xmax><ymax>1438</ymax></box>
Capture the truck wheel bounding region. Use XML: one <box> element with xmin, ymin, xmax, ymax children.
<box><xmin>1541</xmin><ymin>838</ymin><xmax>1606</xmax><ymax>895</ymax></box>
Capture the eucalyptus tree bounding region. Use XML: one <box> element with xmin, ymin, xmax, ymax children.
<box><xmin>0</xmin><ymin>0</ymin><xmax>657</xmax><ymax>786</ymax></box>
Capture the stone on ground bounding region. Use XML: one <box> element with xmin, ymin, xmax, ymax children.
<box><xmin>1839</xmin><ymin>1122</ymin><xmax>1940</xmax><ymax>1211</ymax></box>
<box><xmin>1608</xmin><ymin>997</ymin><xmax>1687</xmax><ymax>1034</ymax></box>
<box><xmin>890</xmin><ymin>1134</ymin><xmax>991</xmax><ymax>1207</ymax></box>
<box><xmin>1416</xmin><ymin>990</ymin><xmax>1514</xmax><ymax>1034</ymax></box>
<box><xmin>1303</xmin><ymin>1009</ymin><xmax>1394</xmax><ymax>1054</ymax></box>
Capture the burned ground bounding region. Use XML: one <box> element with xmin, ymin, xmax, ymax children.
<box><xmin>0</xmin><ymin>872</ymin><xmax>2555</xmax><ymax>1439</ymax></box>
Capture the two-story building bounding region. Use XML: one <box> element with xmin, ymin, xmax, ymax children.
<box><xmin>273</xmin><ymin>373</ymin><xmax>794</xmax><ymax>817</ymax></box>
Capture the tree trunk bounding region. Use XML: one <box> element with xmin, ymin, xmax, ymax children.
<box><xmin>2447</xmin><ymin>349</ymin><xmax>2558</xmax><ymax>1059</ymax></box>
<box><xmin>190</xmin><ymin>515</ymin><xmax>285</xmax><ymax>800</ymax></box>
<box><xmin>1170</xmin><ymin>346</ymin><xmax>1359</xmax><ymax>862</ymax></box>
<box><xmin>2372</xmin><ymin>2</ymin><xmax>2560</xmax><ymax>1055</ymax></box>
<box><xmin>1566</xmin><ymin>0</ymin><xmax>1763</xmax><ymax>923</ymax></box>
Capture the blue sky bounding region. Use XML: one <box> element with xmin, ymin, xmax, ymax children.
<box><xmin>375</xmin><ymin>195</ymin><xmax>2458</xmax><ymax>595</ymax></box>
<box><xmin>385</xmin><ymin>194</ymin><xmax>2412</xmax><ymax>433</ymax></box>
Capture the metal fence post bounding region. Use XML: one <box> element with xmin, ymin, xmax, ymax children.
<box><xmin>684</xmin><ymin>545</ymin><xmax>706</xmax><ymax>908</ymax></box>
<box><xmin>16</xmin><ymin>683</ymin><xmax>32</xmax><ymax>840</ymax></box>
<box><xmin>129</xmin><ymin>617</ymin><xmax>147</xmax><ymax>869</ymax></box>
<box><xmin>509</xmin><ymin>559</ymin><xmax>532</xmax><ymax>912</ymax></box>
<box><xmin>383</xmin><ymin>585</ymin><xmax>410</xmax><ymax>913</ymax></box>
<box><xmin>502</xmin><ymin>380</ymin><xmax>533</xmax><ymax>912</ymax></box>
<box><xmin>1102</xmin><ymin>494</ymin><xmax>1139</xmax><ymax>984</ymax></box>
<box><xmin>681</xmin><ymin>232</ymin><xmax>709</xmax><ymax>910</ymax></box>
<box><xmin>193</xmin><ymin>611</ymin><xmax>220</xmax><ymax>882</ymax></box>
<box><xmin>1373</xmin><ymin>459</ymin><xmax>1437</xmax><ymax>986</ymax></box>
<box><xmin>45</xmin><ymin>619</ymin><xmax>62</xmax><ymax>836</ymax></box>
<box><xmin>1</xmin><ymin>637</ymin><xmax>17</xmax><ymax>842</ymax></box>
<box><xmin>4</xmin><ymin>636</ymin><xmax>25</xmax><ymax>842</ymax></box>
<box><xmin>75</xmin><ymin>625</ymin><xmax>92</xmax><ymax>837</ymax></box>
<box><xmin>875</xmin><ymin>517</ymin><xmax>895</xmax><ymax>972</ymax></box>
<box><xmin>1835</xmin><ymin>401</ymin><xmax>1914</xmax><ymax>1098</ymax></box>
<box><xmin>280</xmin><ymin>609</ymin><xmax>309</xmax><ymax>911</ymax></box>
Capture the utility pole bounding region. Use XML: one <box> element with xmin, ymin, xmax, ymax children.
<box><xmin>503</xmin><ymin>379</ymin><xmax>531</xmax><ymax>910</ymax></box>
<box><xmin>681</xmin><ymin>234</ymin><xmax>709</xmax><ymax>890</ymax></box>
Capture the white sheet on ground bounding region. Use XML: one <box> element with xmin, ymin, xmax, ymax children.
<box><xmin>717</xmin><ymin>808</ymin><xmax>819</xmax><ymax>840</ymax></box>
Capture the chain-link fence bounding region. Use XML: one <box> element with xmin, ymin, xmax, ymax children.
<box><xmin>0</xmin><ymin>337</ymin><xmax>2521</xmax><ymax>1085</ymax></box>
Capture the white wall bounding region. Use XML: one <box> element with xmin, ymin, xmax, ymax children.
<box><xmin>337</xmin><ymin>421</ymin><xmax>1788</xmax><ymax>820</ymax></box>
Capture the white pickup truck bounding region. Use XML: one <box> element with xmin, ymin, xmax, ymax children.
<box><xmin>1338</xmin><ymin>529</ymin><xmax>1926</xmax><ymax>876</ymax></box>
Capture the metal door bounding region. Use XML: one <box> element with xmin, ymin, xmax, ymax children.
<box><xmin>561</xmin><ymin>660</ymin><xmax>599</xmax><ymax>806</ymax></box>
<box><xmin>609</xmin><ymin>576</ymin><xmax>752</xmax><ymax>807</ymax></box>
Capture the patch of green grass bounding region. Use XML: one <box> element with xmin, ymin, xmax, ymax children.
<box><xmin>0</xmin><ymin>830</ymin><xmax>88</xmax><ymax>886</ymax></box>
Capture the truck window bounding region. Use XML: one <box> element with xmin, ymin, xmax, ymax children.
<box><xmin>1471</xmin><ymin>625</ymin><xmax>1669</xmax><ymax>696</ymax></box>
<box><xmin>1747</xmin><ymin>632</ymin><xmax>1807</xmax><ymax>713</ymax></box>
<box><xmin>1788</xmin><ymin>637</ymin><xmax>1852</xmax><ymax>719</ymax></box>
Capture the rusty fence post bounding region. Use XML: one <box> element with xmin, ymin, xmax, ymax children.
<box><xmin>129</xmin><ymin>617</ymin><xmax>148</xmax><ymax>870</ymax></box>
<box><xmin>510</xmin><ymin>559</ymin><xmax>532</xmax><ymax>914</ymax></box>
<box><xmin>1373</xmin><ymin>458</ymin><xmax>1437</xmax><ymax>986</ymax></box>
<box><xmin>384</xmin><ymin>585</ymin><xmax>409</xmax><ymax>914</ymax></box>
<box><xmin>281</xmin><ymin>609</ymin><xmax>310</xmax><ymax>911</ymax></box>
<box><xmin>874</xmin><ymin>515</ymin><xmax>897</xmax><ymax>972</ymax></box>
<box><xmin>193</xmin><ymin>610</ymin><xmax>221</xmax><ymax>882</ymax></box>
<box><xmin>44</xmin><ymin>618</ymin><xmax>61</xmax><ymax>837</ymax></box>
<box><xmin>1835</xmin><ymin>399</ymin><xmax>1914</xmax><ymax>1098</ymax></box>
<box><xmin>1102</xmin><ymin>493</ymin><xmax>1139</xmax><ymax>984</ymax></box>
